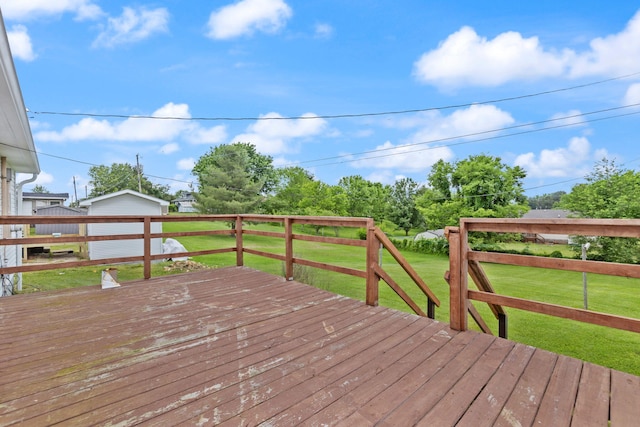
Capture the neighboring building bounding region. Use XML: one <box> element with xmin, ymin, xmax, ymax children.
<box><xmin>414</xmin><ymin>229</ymin><xmax>445</xmax><ymax>241</ymax></box>
<box><xmin>172</xmin><ymin>192</ymin><xmax>197</xmax><ymax>213</ymax></box>
<box><xmin>34</xmin><ymin>205</ymin><xmax>86</xmax><ymax>235</ymax></box>
<box><xmin>79</xmin><ymin>190</ymin><xmax>169</xmax><ymax>261</ymax></box>
<box><xmin>22</xmin><ymin>192</ymin><xmax>69</xmax><ymax>215</ymax></box>
<box><xmin>0</xmin><ymin>11</ymin><xmax>41</xmax><ymax>294</ymax></box>
<box><xmin>522</xmin><ymin>209</ymin><xmax>572</xmax><ymax>244</ymax></box>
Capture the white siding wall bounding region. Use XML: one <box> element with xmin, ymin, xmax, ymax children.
<box><xmin>86</xmin><ymin>194</ymin><xmax>164</xmax><ymax>261</ymax></box>
<box><xmin>1</xmin><ymin>170</ymin><xmax>22</xmax><ymax>295</ymax></box>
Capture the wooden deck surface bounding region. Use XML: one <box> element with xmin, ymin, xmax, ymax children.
<box><xmin>1</xmin><ymin>266</ymin><xmax>638</xmax><ymax>426</ymax></box>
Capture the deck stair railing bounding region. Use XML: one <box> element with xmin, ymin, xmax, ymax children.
<box><xmin>0</xmin><ymin>214</ymin><xmax>439</xmax><ymax>318</ymax></box>
<box><xmin>446</xmin><ymin>217</ymin><xmax>640</xmax><ymax>338</ymax></box>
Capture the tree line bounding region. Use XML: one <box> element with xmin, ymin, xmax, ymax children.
<box><xmin>76</xmin><ymin>143</ymin><xmax>639</xmax><ymax>257</ymax></box>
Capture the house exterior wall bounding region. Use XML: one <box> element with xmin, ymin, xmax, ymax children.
<box><xmin>1</xmin><ymin>168</ymin><xmax>22</xmax><ymax>295</ymax></box>
<box><xmin>86</xmin><ymin>193</ymin><xmax>164</xmax><ymax>261</ymax></box>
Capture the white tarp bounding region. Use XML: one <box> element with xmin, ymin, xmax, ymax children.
<box><xmin>162</xmin><ymin>238</ymin><xmax>189</xmax><ymax>261</ymax></box>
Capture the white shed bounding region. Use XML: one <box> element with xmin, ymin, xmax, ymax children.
<box><xmin>79</xmin><ymin>190</ymin><xmax>169</xmax><ymax>261</ymax></box>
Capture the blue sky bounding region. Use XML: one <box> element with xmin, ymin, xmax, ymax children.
<box><xmin>4</xmin><ymin>0</ymin><xmax>640</xmax><ymax>201</ymax></box>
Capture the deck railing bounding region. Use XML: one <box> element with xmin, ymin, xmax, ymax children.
<box><xmin>0</xmin><ymin>214</ymin><xmax>439</xmax><ymax>318</ymax></box>
<box><xmin>446</xmin><ymin>218</ymin><xmax>640</xmax><ymax>338</ymax></box>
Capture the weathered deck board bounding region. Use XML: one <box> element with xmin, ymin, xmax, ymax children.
<box><xmin>0</xmin><ymin>266</ymin><xmax>638</xmax><ymax>426</ymax></box>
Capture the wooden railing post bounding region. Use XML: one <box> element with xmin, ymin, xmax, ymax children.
<box><xmin>284</xmin><ymin>217</ymin><xmax>293</xmax><ymax>280</ymax></box>
<box><xmin>365</xmin><ymin>219</ymin><xmax>379</xmax><ymax>307</ymax></box>
<box><xmin>235</xmin><ymin>216</ymin><xmax>243</xmax><ymax>266</ymax></box>
<box><xmin>143</xmin><ymin>217</ymin><xmax>151</xmax><ymax>279</ymax></box>
<box><xmin>445</xmin><ymin>226</ymin><xmax>467</xmax><ymax>331</ymax></box>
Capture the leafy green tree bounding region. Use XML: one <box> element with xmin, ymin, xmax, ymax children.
<box><xmin>298</xmin><ymin>180</ymin><xmax>348</xmax><ymax>234</ymax></box>
<box><xmin>416</xmin><ymin>154</ymin><xmax>529</xmax><ymax>229</ymax></box>
<box><xmin>194</xmin><ymin>144</ymin><xmax>263</xmax><ymax>214</ymax></box>
<box><xmin>338</xmin><ymin>175</ymin><xmax>391</xmax><ymax>221</ymax></box>
<box><xmin>261</xmin><ymin>166</ymin><xmax>314</xmax><ymax>214</ymax></box>
<box><xmin>88</xmin><ymin>163</ymin><xmax>171</xmax><ymax>200</ymax></box>
<box><xmin>31</xmin><ymin>184</ymin><xmax>49</xmax><ymax>193</ymax></box>
<box><xmin>192</xmin><ymin>142</ymin><xmax>276</xmax><ymax>195</ymax></box>
<box><xmin>387</xmin><ymin>177</ymin><xmax>424</xmax><ymax>236</ymax></box>
<box><xmin>559</xmin><ymin>159</ymin><xmax>640</xmax><ymax>263</ymax></box>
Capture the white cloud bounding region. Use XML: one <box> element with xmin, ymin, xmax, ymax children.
<box><xmin>92</xmin><ymin>6</ymin><xmax>169</xmax><ymax>48</ymax></box>
<box><xmin>549</xmin><ymin>110</ymin><xmax>587</xmax><ymax>128</ymax></box>
<box><xmin>7</xmin><ymin>25</ymin><xmax>36</xmax><ymax>61</ymax></box>
<box><xmin>34</xmin><ymin>102</ymin><xmax>228</xmax><ymax>145</ymax></box>
<box><xmin>2</xmin><ymin>0</ymin><xmax>103</xmax><ymax>21</ymax></box>
<box><xmin>177</xmin><ymin>158</ymin><xmax>195</xmax><ymax>170</ymax></box>
<box><xmin>159</xmin><ymin>143</ymin><xmax>179</xmax><ymax>154</ymax></box>
<box><xmin>624</xmin><ymin>83</ymin><xmax>640</xmax><ymax>106</ymax></box>
<box><xmin>514</xmin><ymin>136</ymin><xmax>592</xmax><ymax>178</ymax></box>
<box><xmin>350</xmin><ymin>140</ymin><xmax>454</xmax><ymax>172</ymax></box>
<box><xmin>314</xmin><ymin>23</ymin><xmax>334</xmax><ymax>39</ymax></box>
<box><xmin>185</xmin><ymin>125</ymin><xmax>228</xmax><ymax>145</ymax></box>
<box><xmin>230</xmin><ymin>112</ymin><xmax>327</xmax><ymax>154</ymax></box>
<box><xmin>570</xmin><ymin>11</ymin><xmax>640</xmax><ymax>78</ymax></box>
<box><xmin>413</xmin><ymin>26</ymin><xmax>570</xmax><ymax>88</ymax></box>
<box><xmin>413</xmin><ymin>10</ymin><xmax>640</xmax><ymax>88</ymax></box>
<box><xmin>206</xmin><ymin>0</ymin><xmax>292</xmax><ymax>40</ymax></box>
<box><xmin>30</xmin><ymin>171</ymin><xmax>54</xmax><ymax>186</ymax></box>
<box><xmin>400</xmin><ymin>104</ymin><xmax>515</xmax><ymax>144</ymax></box>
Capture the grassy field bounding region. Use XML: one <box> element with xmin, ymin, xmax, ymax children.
<box><xmin>18</xmin><ymin>220</ymin><xmax>640</xmax><ymax>375</ymax></box>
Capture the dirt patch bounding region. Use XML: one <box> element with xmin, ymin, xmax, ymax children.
<box><xmin>163</xmin><ymin>260</ymin><xmax>211</xmax><ymax>273</ymax></box>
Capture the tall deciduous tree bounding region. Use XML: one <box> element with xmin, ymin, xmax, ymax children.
<box><xmin>194</xmin><ymin>144</ymin><xmax>263</xmax><ymax>214</ymax></box>
<box><xmin>192</xmin><ymin>142</ymin><xmax>276</xmax><ymax>195</ymax></box>
<box><xmin>262</xmin><ymin>166</ymin><xmax>314</xmax><ymax>214</ymax></box>
<box><xmin>387</xmin><ymin>177</ymin><xmax>424</xmax><ymax>235</ymax></box>
<box><xmin>338</xmin><ymin>175</ymin><xmax>391</xmax><ymax>221</ymax></box>
<box><xmin>88</xmin><ymin>163</ymin><xmax>171</xmax><ymax>200</ymax></box>
<box><xmin>559</xmin><ymin>159</ymin><xmax>640</xmax><ymax>263</ymax></box>
<box><xmin>416</xmin><ymin>154</ymin><xmax>529</xmax><ymax>229</ymax></box>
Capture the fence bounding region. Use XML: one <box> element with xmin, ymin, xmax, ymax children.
<box><xmin>0</xmin><ymin>214</ymin><xmax>439</xmax><ymax>317</ymax></box>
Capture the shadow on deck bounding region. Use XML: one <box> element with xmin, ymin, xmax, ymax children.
<box><xmin>1</xmin><ymin>267</ymin><xmax>638</xmax><ymax>426</ymax></box>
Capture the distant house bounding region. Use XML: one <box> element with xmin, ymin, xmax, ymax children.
<box><xmin>172</xmin><ymin>192</ymin><xmax>197</xmax><ymax>213</ymax></box>
<box><xmin>0</xmin><ymin>12</ymin><xmax>41</xmax><ymax>294</ymax></box>
<box><xmin>22</xmin><ymin>192</ymin><xmax>69</xmax><ymax>215</ymax></box>
<box><xmin>79</xmin><ymin>190</ymin><xmax>169</xmax><ymax>261</ymax></box>
<box><xmin>34</xmin><ymin>205</ymin><xmax>86</xmax><ymax>235</ymax></box>
<box><xmin>522</xmin><ymin>209</ymin><xmax>572</xmax><ymax>244</ymax></box>
<box><xmin>414</xmin><ymin>229</ymin><xmax>445</xmax><ymax>241</ymax></box>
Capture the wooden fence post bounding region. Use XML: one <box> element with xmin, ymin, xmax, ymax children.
<box><xmin>365</xmin><ymin>219</ymin><xmax>379</xmax><ymax>307</ymax></box>
<box><xmin>445</xmin><ymin>226</ymin><xmax>466</xmax><ymax>331</ymax></box>
<box><xmin>143</xmin><ymin>217</ymin><xmax>151</xmax><ymax>280</ymax></box>
<box><xmin>284</xmin><ymin>217</ymin><xmax>293</xmax><ymax>280</ymax></box>
<box><xmin>235</xmin><ymin>216</ymin><xmax>243</xmax><ymax>267</ymax></box>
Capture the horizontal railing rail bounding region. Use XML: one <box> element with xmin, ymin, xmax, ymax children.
<box><xmin>0</xmin><ymin>214</ymin><xmax>439</xmax><ymax>317</ymax></box>
<box><xmin>446</xmin><ymin>218</ymin><xmax>640</xmax><ymax>338</ymax></box>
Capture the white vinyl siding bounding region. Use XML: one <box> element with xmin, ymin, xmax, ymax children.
<box><xmin>86</xmin><ymin>193</ymin><xmax>164</xmax><ymax>261</ymax></box>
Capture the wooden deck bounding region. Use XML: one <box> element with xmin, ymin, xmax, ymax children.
<box><xmin>1</xmin><ymin>267</ymin><xmax>638</xmax><ymax>426</ymax></box>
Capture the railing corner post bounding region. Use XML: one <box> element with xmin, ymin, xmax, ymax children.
<box><xmin>445</xmin><ymin>226</ymin><xmax>467</xmax><ymax>331</ymax></box>
<box><xmin>365</xmin><ymin>219</ymin><xmax>379</xmax><ymax>307</ymax></box>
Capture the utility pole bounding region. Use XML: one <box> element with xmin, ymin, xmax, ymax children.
<box><xmin>73</xmin><ymin>176</ymin><xmax>78</xmax><ymax>205</ymax></box>
<box><xmin>136</xmin><ymin>154</ymin><xmax>142</xmax><ymax>193</ymax></box>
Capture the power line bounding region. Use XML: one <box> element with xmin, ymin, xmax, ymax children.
<box><xmin>292</xmin><ymin>104</ymin><xmax>640</xmax><ymax>167</ymax></box>
<box><xmin>30</xmin><ymin>71</ymin><xmax>640</xmax><ymax>122</ymax></box>
<box><xmin>19</xmin><ymin>102</ymin><xmax>640</xmax><ymax>189</ymax></box>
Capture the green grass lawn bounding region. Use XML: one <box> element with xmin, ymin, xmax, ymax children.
<box><xmin>18</xmin><ymin>220</ymin><xmax>640</xmax><ymax>375</ymax></box>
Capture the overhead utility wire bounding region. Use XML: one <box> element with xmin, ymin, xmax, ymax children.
<box><xmin>305</xmin><ymin>109</ymin><xmax>640</xmax><ymax>168</ymax></box>
<box><xmin>13</xmin><ymin>104</ymin><xmax>640</xmax><ymax>189</ymax></box>
<box><xmin>294</xmin><ymin>103</ymin><xmax>640</xmax><ymax>166</ymax></box>
<box><xmin>30</xmin><ymin>72</ymin><xmax>640</xmax><ymax>122</ymax></box>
